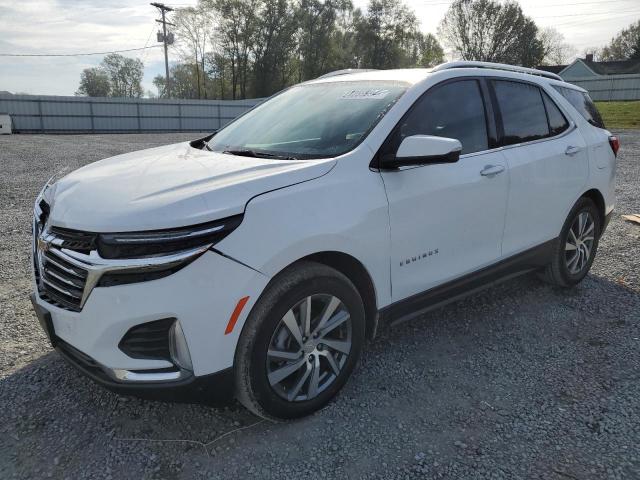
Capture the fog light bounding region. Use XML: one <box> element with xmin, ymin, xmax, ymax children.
<box><xmin>169</xmin><ymin>321</ymin><xmax>193</xmax><ymax>371</ymax></box>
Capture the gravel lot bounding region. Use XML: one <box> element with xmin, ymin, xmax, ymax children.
<box><xmin>1</xmin><ymin>132</ymin><xmax>639</xmax><ymax>479</ymax></box>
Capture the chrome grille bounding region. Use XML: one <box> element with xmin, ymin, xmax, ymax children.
<box><xmin>40</xmin><ymin>249</ymin><xmax>88</xmax><ymax>311</ymax></box>
<box><xmin>33</xmin><ymin>199</ymin><xmax>89</xmax><ymax>312</ymax></box>
<box><xmin>32</xmin><ymin>198</ymin><xmax>210</xmax><ymax>313</ymax></box>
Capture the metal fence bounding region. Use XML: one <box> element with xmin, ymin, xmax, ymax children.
<box><xmin>0</xmin><ymin>94</ymin><xmax>263</xmax><ymax>133</ymax></box>
<box><xmin>567</xmin><ymin>74</ymin><xmax>640</xmax><ymax>101</ymax></box>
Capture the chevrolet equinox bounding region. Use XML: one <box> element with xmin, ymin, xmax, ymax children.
<box><xmin>31</xmin><ymin>62</ymin><xmax>618</xmax><ymax>419</ymax></box>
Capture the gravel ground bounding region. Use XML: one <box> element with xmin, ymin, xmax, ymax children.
<box><xmin>1</xmin><ymin>132</ymin><xmax>639</xmax><ymax>479</ymax></box>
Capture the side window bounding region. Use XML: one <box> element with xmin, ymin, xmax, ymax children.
<box><xmin>541</xmin><ymin>91</ymin><xmax>570</xmax><ymax>136</ymax></box>
<box><xmin>492</xmin><ymin>80</ymin><xmax>549</xmax><ymax>145</ymax></box>
<box><xmin>390</xmin><ymin>80</ymin><xmax>489</xmax><ymax>155</ymax></box>
<box><xmin>552</xmin><ymin>85</ymin><xmax>605</xmax><ymax>129</ymax></box>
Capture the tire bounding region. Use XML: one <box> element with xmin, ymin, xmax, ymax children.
<box><xmin>234</xmin><ymin>261</ymin><xmax>366</xmax><ymax>420</ymax></box>
<box><xmin>539</xmin><ymin>197</ymin><xmax>601</xmax><ymax>287</ymax></box>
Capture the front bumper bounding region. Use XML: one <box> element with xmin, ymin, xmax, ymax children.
<box><xmin>56</xmin><ymin>335</ymin><xmax>234</xmax><ymax>404</ymax></box>
<box><xmin>31</xmin><ymin>249</ymin><xmax>270</xmax><ymax>398</ymax></box>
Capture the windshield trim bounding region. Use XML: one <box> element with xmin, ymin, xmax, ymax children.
<box><xmin>207</xmin><ymin>80</ymin><xmax>410</xmax><ymax>160</ymax></box>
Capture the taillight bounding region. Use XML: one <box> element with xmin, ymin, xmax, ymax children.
<box><xmin>609</xmin><ymin>135</ymin><xmax>620</xmax><ymax>157</ymax></box>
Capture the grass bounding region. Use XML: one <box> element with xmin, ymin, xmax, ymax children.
<box><xmin>595</xmin><ymin>101</ymin><xmax>640</xmax><ymax>129</ymax></box>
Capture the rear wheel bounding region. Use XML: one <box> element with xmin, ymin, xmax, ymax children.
<box><xmin>235</xmin><ymin>262</ymin><xmax>365</xmax><ymax>420</ymax></box>
<box><xmin>540</xmin><ymin>197</ymin><xmax>601</xmax><ymax>287</ymax></box>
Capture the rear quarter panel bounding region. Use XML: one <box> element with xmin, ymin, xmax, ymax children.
<box><xmin>546</xmin><ymin>84</ymin><xmax>616</xmax><ymax>217</ymax></box>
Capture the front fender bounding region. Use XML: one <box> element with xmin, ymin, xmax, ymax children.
<box><xmin>214</xmin><ymin>161</ymin><xmax>393</xmax><ymax>308</ymax></box>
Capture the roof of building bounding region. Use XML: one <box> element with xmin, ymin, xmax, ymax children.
<box><xmin>583</xmin><ymin>59</ymin><xmax>640</xmax><ymax>75</ymax></box>
<box><xmin>538</xmin><ymin>58</ymin><xmax>640</xmax><ymax>77</ymax></box>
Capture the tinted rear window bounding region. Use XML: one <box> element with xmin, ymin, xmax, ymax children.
<box><xmin>493</xmin><ymin>80</ymin><xmax>549</xmax><ymax>145</ymax></box>
<box><xmin>541</xmin><ymin>91</ymin><xmax>570</xmax><ymax>136</ymax></box>
<box><xmin>552</xmin><ymin>85</ymin><xmax>605</xmax><ymax>129</ymax></box>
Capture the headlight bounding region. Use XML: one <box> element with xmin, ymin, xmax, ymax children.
<box><xmin>34</xmin><ymin>176</ymin><xmax>57</xmax><ymax>224</ymax></box>
<box><xmin>97</xmin><ymin>214</ymin><xmax>243</xmax><ymax>259</ymax></box>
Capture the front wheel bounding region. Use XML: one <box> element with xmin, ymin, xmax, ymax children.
<box><xmin>540</xmin><ymin>197</ymin><xmax>601</xmax><ymax>287</ymax></box>
<box><xmin>234</xmin><ymin>262</ymin><xmax>365</xmax><ymax>420</ymax></box>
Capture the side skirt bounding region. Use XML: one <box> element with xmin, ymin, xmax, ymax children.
<box><xmin>380</xmin><ymin>239</ymin><xmax>556</xmax><ymax>327</ymax></box>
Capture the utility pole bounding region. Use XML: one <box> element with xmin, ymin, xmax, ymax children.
<box><xmin>151</xmin><ymin>2</ymin><xmax>174</xmax><ymax>98</ymax></box>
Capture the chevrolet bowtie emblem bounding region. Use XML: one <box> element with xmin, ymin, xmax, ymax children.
<box><xmin>37</xmin><ymin>237</ymin><xmax>50</xmax><ymax>252</ymax></box>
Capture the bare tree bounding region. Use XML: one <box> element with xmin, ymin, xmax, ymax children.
<box><xmin>174</xmin><ymin>6</ymin><xmax>216</xmax><ymax>98</ymax></box>
<box><xmin>438</xmin><ymin>0</ymin><xmax>544</xmax><ymax>67</ymax></box>
<box><xmin>539</xmin><ymin>27</ymin><xmax>576</xmax><ymax>65</ymax></box>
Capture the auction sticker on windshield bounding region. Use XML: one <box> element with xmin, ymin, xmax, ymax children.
<box><xmin>341</xmin><ymin>89</ymin><xmax>390</xmax><ymax>99</ymax></box>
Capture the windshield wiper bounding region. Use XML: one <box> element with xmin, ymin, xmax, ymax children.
<box><xmin>222</xmin><ymin>149</ymin><xmax>297</xmax><ymax>160</ymax></box>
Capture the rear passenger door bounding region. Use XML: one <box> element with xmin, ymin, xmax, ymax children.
<box><xmin>379</xmin><ymin>79</ymin><xmax>509</xmax><ymax>302</ymax></box>
<box><xmin>490</xmin><ymin>79</ymin><xmax>589</xmax><ymax>256</ymax></box>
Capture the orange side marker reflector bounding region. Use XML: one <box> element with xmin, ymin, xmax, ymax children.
<box><xmin>224</xmin><ymin>296</ymin><xmax>250</xmax><ymax>335</ymax></box>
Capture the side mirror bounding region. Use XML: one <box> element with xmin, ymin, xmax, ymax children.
<box><xmin>381</xmin><ymin>135</ymin><xmax>462</xmax><ymax>168</ymax></box>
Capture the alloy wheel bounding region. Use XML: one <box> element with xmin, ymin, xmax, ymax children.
<box><xmin>565</xmin><ymin>211</ymin><xmax>595</xmax><ymax>275</ymax></box>
<box><xmin>266</xmin><ymin>294</ymin><xmax>352</xmax><ymax>402</ymax></box>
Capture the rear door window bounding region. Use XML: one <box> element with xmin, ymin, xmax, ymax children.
<box><xmin>541</xmin><ymin>91</ymin><xmax>570</xmax><ymax>136</ymax></box>
<box><xmin>552</xmin><ymin>85</ymin><xmax>605</xmax><ymax>129</ymax></box>
<box><xmin>492</xmin><ymin>80</ymin><xmax>549</xmax><ymax>145</ymax></box>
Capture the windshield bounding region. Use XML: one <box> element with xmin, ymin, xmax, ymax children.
<box><xmin>208</xmin><ymin>81</ymin><xmax>409</xmax><ymax>159</ymax></box>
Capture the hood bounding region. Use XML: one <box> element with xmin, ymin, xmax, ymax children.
<box><xmin>48</xmin><ymin>142</ymin><xmax>335</xmax><ymax>232</ymax></box>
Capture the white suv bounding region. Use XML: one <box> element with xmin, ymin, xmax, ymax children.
<box><xmin>31</xmin><ymin>62</ymin><xmax>618</xmax><ymax>419</ymax></box>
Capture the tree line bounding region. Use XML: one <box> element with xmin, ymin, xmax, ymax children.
<box><xmin>76</xmin><ymin>0</ymin><xmax>640</xmax><ymax>100</ymax></box>
<box><xmin>595</xmin><ymin>20</ymin><xmax>640</xmax><ymax>61</ymax></box>
<box><xmin>153</xmin><ymin>0</ymin><xmax>446</xmax><ymax>100</ymax></box>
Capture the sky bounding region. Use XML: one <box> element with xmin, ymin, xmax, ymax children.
<box><xmin>0</xmin><ymin>0</ymin><xmax>639</xmax><ymax>96</ymax></box>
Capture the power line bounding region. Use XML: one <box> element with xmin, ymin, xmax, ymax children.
<box><xmin>552</xmin><ymin>11</ymin><xmax>640</xmax><ymax>27</ymax></box>
<box><xmin>139</xmin><ymin>24</ymin><xmax>158</xmax><ymax>64</ymax></box>
<box><xmin>531</xmin><ymin>0</ymin><xmax>640</xmax><ymax>6</ymax></box>
<box><xmin>420</xmin><ymin>0</ymin><xmax>639</xmax><ymax>5</ymax></box>
<box><xmin>0</xmin><ymin>45</ymin><xmax>161</xmax><ymax>57</ymax></box>
<box><xmin>535</xmin><ymin>9</ymin><xmax>640</xmax><ymax>18</ymax></box>
<box><xmin>417</xmin><ymin>0</ymin><xmax>640</xmax><ymax>22</ymax></box>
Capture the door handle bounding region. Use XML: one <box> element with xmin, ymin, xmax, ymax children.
<box><xmin>480</xmin><ymin>165</ymin><xmax>505</xmax><ymax>177</ymax></box>
<box><xmin>565</xmin><ymin>145</ymin><xmax>581</xmax><ymax>156</ymax></box>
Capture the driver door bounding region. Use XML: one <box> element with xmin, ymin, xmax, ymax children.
<box><xmin>379</xmin><ymin>79</ymin><xmax>509</xmax><ymax>302</ymax></box>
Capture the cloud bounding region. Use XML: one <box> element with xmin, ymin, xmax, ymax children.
<box><xmin>0</xmin><ymin>0</ymin><xmax>637</xmax><ymax>94</ymax></box>
<box><xmin>0</xmin><ymin>0</ymin><xmax>181</xmax><ymax>95</ymax></box>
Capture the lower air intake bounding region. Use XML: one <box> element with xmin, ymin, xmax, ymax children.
<box><xmin>118</xmin><ymin>318</ymin><xmax>175</xmax><ymax>361</ymax></box>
